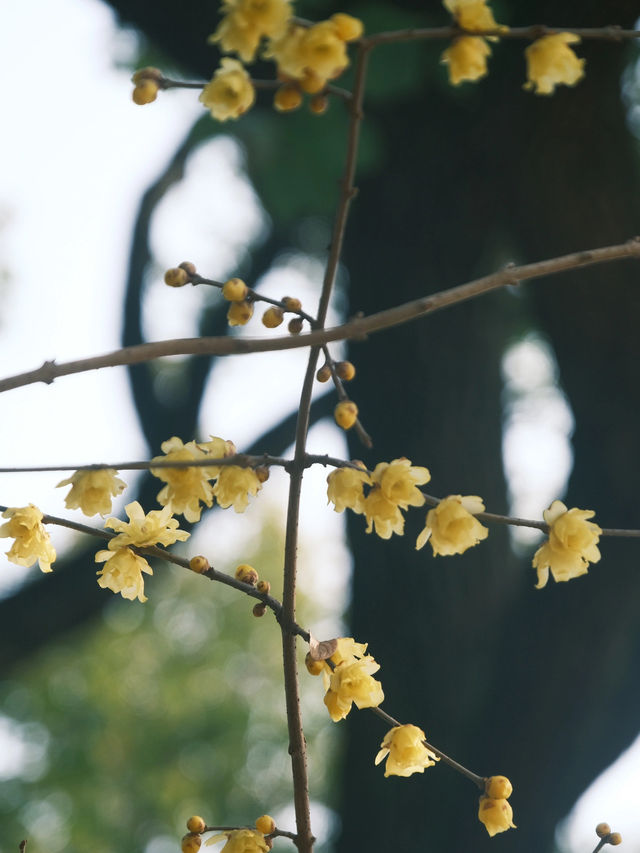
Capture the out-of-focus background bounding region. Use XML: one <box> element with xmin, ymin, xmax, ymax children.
<box><xmin>1</xmin><ymin>1</ymin><xmax>640</xmax><ymax>851</ymax></box>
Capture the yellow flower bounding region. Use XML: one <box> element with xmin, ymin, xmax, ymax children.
<box><xmin>485</xmin><ymin>775</ymin><xmax>513</xmax><ymax>799</ymax></box>
<box><xmin>532</xmin><ymin>499</ymin><xmax>601</xmax><ymax>588</ymax></box>
<box><xmin>151</xmin><ymin>437</ymin><xmax>214</xmax><ymax>523</ymax></box>
<box><xmin>205</xmin><ymin>828</ymin><xmax>269</xmax><ymax>852</ymax></box>
<box><xmin>213</xmin><ymin>467</ymin><xmax>262</xmax><ymax>512</ymax></box>
<box><xmin>441</xmin><ymin>36</ymin><xmax>491</xmax><ymax>85</ymax></box>
<box><xmin>199</xmin><ymin>59</ymin><xmax>255</xmax><ymax>122</ymax></box>
<box><xmin>105</xmin><ymin>501</ymin><xmax>190</xmax><ymax>549</ymax></box>
<box><xmin>524</xmin><ymin>33</ymin><xmax>585</xmax><ymax>95</ymax></box>
<box><xmin>443</xmin><ymin>0</ymin><xmax>504</xmax><ymax>33</ymax></box>
<box><xmin>372</xmin><ymin>458</ymin><xmax>430</xmax><ymax>510</ymax></box>
<box><xmin>266</xmin><ymin>17</ymin><xmax>356</xmax><ymax>86</ymax></box>
<box><xmin>375</xmin><ymin>724</ymin><xmax>439</xmax><ymax>777</ymax></box>
<box><xmin>477</xmin><ymin>795</ymin><xmax>516</xmax><ymax>837</ymax></box>
<box><xmin>209</xmin><ymin>0</ymin><xmax>292</xmax><ymax>62</ymax></box>
<box><xmin>0</xmin><ymin>504</ymin><xmax>56</xmax><ymax>573</ymax></box>
<box><xmin>56</xmin><ymin>468</ymin><xmax>126</xmax><ymax>517</ymax></box>
<box><xmin>95</xmin><ymin>546</ymin><xmax>152</xmax><ymax>603</ymax></box>
<box><xmin>362</xmin><ymin>487</ymin><xmax>405</xmax><ymax>539</ymax></box>
<box><xmin>327</xmin><ymin>464</ymin><xmax>371</xmax><ymax>514</ymax></box>
<box><xmin>324</xmin><ymin>654</ymin><xmax>384</xmax><ymax>721</ymax></box>
<box><xmin>416</xmin><ymin>494</ymin><xmax>489</xmax><ymax>554</ymax></box>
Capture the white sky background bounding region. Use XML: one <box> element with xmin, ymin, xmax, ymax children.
<box><xmin>0</xmin><ymin>1</ymin><xmax>639</xmax><ymax>851</ymax></box>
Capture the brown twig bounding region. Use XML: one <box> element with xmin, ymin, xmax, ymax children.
<box><xmin>363</xmin><ymin>24</ymin><xmax>640</xmax><ymax>48</ymax></box>
<box><xmin>3</xmin><ymin>238</ymin><xmax>639</xmax><ymax>394</ymax></box>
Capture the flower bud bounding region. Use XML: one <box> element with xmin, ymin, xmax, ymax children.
<box><xmin>485</xmin><ymin>775</ymin><xmax>513</xmax><ymax>800</ymax></box>
<box><xmin>282</xmin><ymin>296</ymin><xmax>302</xmax><ymax>312</ymax></box>
<box><xmin>181</xmin><ymin>833</ymin><xmax>202</xmax><ymax>853</ymax></box>
<box><xmin>179</xmin><ymin>261</ymin><xmax>197</xmax><ymax>277</ymax></box>
<box><xmin>186</xmin><ymin>816</ymin><xmax>206</xmax><ymax>834</ymax></box>
<box><xmin>256</xmin><ymin>579</ymin><xmax>271</xmax><ymax>594</ymax></box>
<box><xmin>608</xmin><ymin>833</ymin><xmax>622</xmax><ymax>846</ymax></box>
<box><xmin>132</xmin><ymin>80</ymin><xmax>159</xmax><ymax>105</ymax></box>
<box><xmin>255</xmin><ymin>815</ymin><xmax>276</xmax><ymax>835</ymax></box>
<box><xmin>288</xmin><ymin>317</ymin><xmax>303</xmax><ymax>335</ymax></box>
<box><xmin>189</xmin><ymin>555</ymin><xmax>210</xmax><ymax>574</ymax></box>
<box><xmin>309</xmin><ymin>95</ymin><xmax>329</xmax><ymax>115</ymax></box>
<box><xmin>334</xmin><ymin>400</ymin><xmax>358</xmax><ymax>430</ymax></box>
<box><xmin>164</xmin><ymin>267</ymin><xmax>189</xmax><ymax>287</ymax></box>
<box><xmin>331</xmin><ymin>13</ymin><xmax>364</xmax><ymax>41</ymax></box>
<box><xmin>316</xmin><ymin>364</ymin><xmax>331</xmax><ymax>383</ymax></box>
<box><xmin>274</xmin><ymin>84</ymin><xmax>303</xmax><ymax>112</ymax></box>
<box><xmin>262</xmin><ymin>306</ymin><xmax>284</xmax><ymax>328</ymax></box>
<box><xmin>596</xmin><ymin>824</ymin><xmax>611</xmax><ymax>838</ymax></box>
<box><xmin>227</xmin><ymin>300</ymin><xmax>254</xmax><ymax>326</ymax></box>
<box><xmin>335</xmin><ymin>361</ymin><xmax>355</xmax><ymax>381</ymax></box>
<box><xmin>253</xmin><ymin>602</ymin><xmax>267</xmax><ymax>617</ymax></box>
<box><xmin>255</xmin><ymin>466</ymin><xmax>270</xmax><ymax>483</ymax></box>
<box><xmin>305</xmin><ymin>651</ymin><xmax>325</xmax><ymax>676</ymax></box>
<box><xmin>222</xmin><ymin>277</ymin><xmax>249</xmax><ymax>301</ymax></box>
<box><xmin>300</xmin><ymin>71</ymin><xmax>325</xmax><ymax>94</ymax></box>
<box><xmin>235</xmin><ymin>563</ymin><xmax>259</xmax><ymax>585</ymax></box>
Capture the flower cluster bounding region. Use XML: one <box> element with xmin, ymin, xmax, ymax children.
<box><xmin>57</xmin><ymin>468</ymin><xmax>126</xmax><ymax>517</ymax></box>
<box><xmin>375</xmin><ymin>724</ymin><xmax>439</xmax><ymax>778</ymax></box>
<box><xmin>0</xmin><ymin>504</ymin><xmax>56</xmax><ymax>573</ymax></box>
<box><xmin>478</xmin><ymin>775</ymin><xmax>516</xmax><ymax>837</ymax></box>
<box><xmin>95</xmin><ymin>501</ymin><xmax>189</xmax><ymax>603</ymax></box>
<box><xmin>532</xmin><ymin>500</ymin><xmax>601</xmax><ymax>588</ymax></box>
<box><xmin>151</xmin><ymin>435</ymin><xmax>263</xmax><ymax>518</ymax></box>
<box><xmin>305</xmin><ymin>637</ymin><xmax>384</xmax><ymax>722</ymax></box>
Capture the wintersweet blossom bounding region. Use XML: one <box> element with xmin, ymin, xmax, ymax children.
<box><xmin>327</xmin><ymin>464</ymin><xmax>371</xmax><ymax>514</ymax></box>
<box><xmin>151</xmin><ymin>437</ymin><xmax>214</xmax><ymax>523</ymax></box>
<box><xmin>362</xmin><ymin>487</ymin><xmax>405</xmax><ymax>539</ymax></box>
<box><xmin>0</xmin><ymin>504</ymin><xmax>56</xmax><ymax>573</ymax></box>
<box><xmin>441</xmin><ymin>36</ymin><xmax>491</xmax><ymax>85</ymax></box>
<box><xmin>95</xmin><ymin>546</ymin><xmax>152</xmax><ymax>603</ymax></box>
<box><xmin>443</xmin><ymin>0</ymin><xmax>504</xmax><ymax>34</ymax></box>
<box><xmin>477</xmin><ymin>795</ymin><xmax>516</xmax><ymax>836</ymax></box>
<box><xmin>205</xmin><ymin>828</ymin><xmax>269</xmax><ymax>852</ymax></box>
<box><xmin>105</xmin><ymin>501</ymin><xmax>190</xmax><ymax>549</ymax></box>
<box><xmin>524</xmin><ymin>33</ymin><xmax>585</xmax><ymax>95</ymax></box>
<box><xmin>56</xmin><ymin>469</ymin><xmax>126</xmax><ymax>517</ymax></box>
<box><xmin>532</xmin><ymin>500</ymin><xmax>601</xmax><ymax>588</ymax></box>
<box><xmin>324</xmin><ymin>653</ymin><xmax>384</xmax><ymax>721</ymax></box>
<box><xmin>199</xmin><ymin>59</ymin><xmax>255</xmax><ymax>121</ymax></box>
<box><xmin>416</xmin><ymin>494</ymin><xmax>489</xmax><ymax>554</ymax></box>
<box><xmin>372</xmin><ymin>458</ymin><xmax>430</xmax><ymax>510</ymax></box>
<box><xmin>375</xmin><ymin>724</ymin><xmax>439</xmax><ymax>777</ymax></box>
<box><xmin>213</xmin><ymin>467</ymin><xmax>262</xmax><ymax>512</ymax></box>
<box><xmin>209</xmin><ymin>0</ymin><xmax>292</xmax><ymax>62</ymax></box>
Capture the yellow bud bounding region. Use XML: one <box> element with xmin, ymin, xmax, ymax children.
<box><xmin>164</xmin><ymin>267</ymin><xmax>189</xmax><ymax>287</ymax></box>
<box><xmin>227</xmin><ymin>300</ymin><xmax>254</xmax><ymax>326</ymax></box>
<box><xmin>331</xmin><ymin>13</ymin><xmax>364</xmax><ymax>41</ymax></box>
<box><xmin>179</xmin><ymin>261</ymin><xmax>197</xmax><ymax>277</ymax></box>
<box><xmin>316</xmin><ymin>364</ymin><xmax>331</xmax><ymax>383</ymax></box>
<box><xmin>181</xmin><ymin>833</ymin><xmax>202</xmax><ymax>853</ymax></box>
<box><xmin>485</xmin><ymin>776</ymin><xmax>513</xmax><ymax>800</ymax></box>
<box><xmin>335</xmin><ymin>361</ymin><xmax>355</xmax><ymax>381</ymax></box>
<box><xmin>132</xmin><ymin>80</ymin><xmax>159</xmax><ymax>105</ymax></box>
<box><xmin>256</xmin><ymin>579</ymin><xmax>271</xmax><ymax>595</ymax></box>
<box><xmin>309</xmin><ymin>94</ymin><xmax>329</xmax><ymax>115</ymax></box>
<box><xmin>253</xmin><ymin>602</ymin><xmax>267</xmax><ymax>617</ymax></box>
<box><xmin>189</xmin><ymin>555</ymin><xmax>210</xmax><ymax>574</ymax></box>
<box><xmin>132</xmin><ymin>66</ymin><xmax>163</xmax><ymax>84</ymax></box>
<box><xmin>274</xmin><ymin>84</ymin><xmax>303</xmax><ymax>112</ymax></box>
<box><xmin>282</xmin><ymin>296</ymin><xmax>302</xmax><ymax>312</ymax></box>
<box><xmin>255</xmin><ymin>815</ymin><xmax>276</xmax><ymax>835</ymax></box>
<box><xmin>300</xmin><ymin>71</ymin><xmax>326</xmax><ymax>94</ymax></box>
<box><xmin>609</xmin><ymin>833</ymin><xmax>623</xmax><ymax>846</ymax></box>
<box><xmin>186</xmin><ymin>816</ymin><xmax>206</xmax><ymax>834</ymax></box>
<box><xmin>255</xmin><ymin>466</ymin><xmax>270</xmax><ymax>483</ymax></box>
<box><xmin>262</xmin><ymin>306</ymin><xmax>284</xmax><ymax>328</ymax></box>
<box><xmin>222</xmin><ymin>277</ymin><xmax>249</xmax><ymax>301</ymax></box>
<box><xmin>235</xmin><ymin>563</ymin><xmax>259</xmax><ymax>585</ymax></box>
<box><xmin>305</xmin><ymin>651</ymin><xmax>325</xmax><ymax>676</ymax></box>
<box><xmin>596</xmin><ymin>824</ymin><xmax>611</xmax><ymax>838</ymax></box>
<box><xmin>334</xmin><ymin>400</ymin><xmax>358</xmax><ymax>430</ymax></box>
<box><xmin>288</xmin><ymin>317</ymin><xmax>304</xmax><ymax>335</ymax></box>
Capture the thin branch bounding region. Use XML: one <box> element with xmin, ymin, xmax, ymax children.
<box><xmin>363</xmin><ymin>24</ymin><xmax>640</xmax><ymax>48</ymax></box>
<box><xmin>3</xmin><ymin>237</ymin><xmax>638</xmax><ymax>394</ymax></box>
